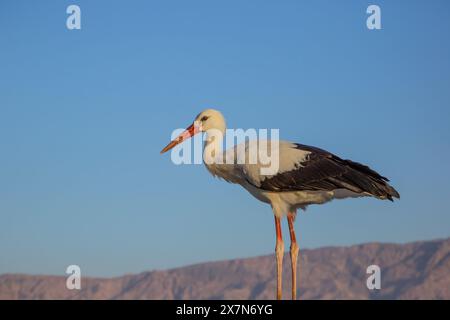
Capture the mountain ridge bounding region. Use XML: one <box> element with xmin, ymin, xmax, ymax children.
<box><xmin>1</xmin><ymin>237</ymin><xmax>449</xmax><ymax>299</ymax></box>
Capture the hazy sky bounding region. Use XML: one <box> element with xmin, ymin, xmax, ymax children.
<box><xmin>1</xmin><ymin>0</ymin><xmax>450</xmax><ymax>277</ymax></box>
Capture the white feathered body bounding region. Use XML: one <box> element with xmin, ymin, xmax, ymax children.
<box><xmin>204</xmin><ymin>140</ymin><xmax>369</xmax><ymax>217</ymax></box>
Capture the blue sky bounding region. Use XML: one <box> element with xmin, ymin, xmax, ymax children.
<box><xmin>1</xmin><ymin>0</ymin><xmax>449</xmax><ymax>277</ymax></box>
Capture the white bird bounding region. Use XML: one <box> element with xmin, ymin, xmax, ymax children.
<box><xmin>160</xmin><ymin>109</ymin><xmax>399</xmax><ymax>300</ymax></box>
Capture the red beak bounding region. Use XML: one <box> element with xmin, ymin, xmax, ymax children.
<box><xmin>160</xmin><ymin>123</ymin><xmax>199</xmax><ymax>154</ymax></box>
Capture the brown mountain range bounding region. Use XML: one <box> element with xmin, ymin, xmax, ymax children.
<box><xmin>1</xmin><ymin>237</ymin><xmax>449</xmax><ymax>299</ymax></box>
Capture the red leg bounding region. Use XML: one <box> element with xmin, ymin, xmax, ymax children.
<box><xmin>287</xmin><ymin>213</ymin><xmax>299</xmax><ymax>300</ymax></box>
<box><xmin>274</xmin><ymin>215</ymin><xmax>284</xmax><ymax>300</ymax></box>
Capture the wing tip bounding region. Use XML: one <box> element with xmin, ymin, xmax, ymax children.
<box><xmin>385</xmin><ymin>186</ymin><xmax>400</xmax><ymax>202</ymax></box>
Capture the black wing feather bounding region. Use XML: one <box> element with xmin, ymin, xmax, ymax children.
<box><xmin>258</xmin><ymin>144</ymin><xmax>400</xmax><ymax>201</ymax></box>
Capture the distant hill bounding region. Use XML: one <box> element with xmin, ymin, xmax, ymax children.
<box><xmin>1</xmin><ymin>237</ymin><xmax>449</xmax><ymax>299</ymax></box>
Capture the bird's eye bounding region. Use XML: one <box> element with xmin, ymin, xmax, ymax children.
<box><xmin>200</xmin><ymin>116</ymin><xmax>209</xmax><ymax>122</ymax></box>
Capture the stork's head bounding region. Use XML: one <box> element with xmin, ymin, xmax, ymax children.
<box><xmin>160</xmin><ymin>109</ymin><xmax>226</xmax><ymax>154</ymax></box>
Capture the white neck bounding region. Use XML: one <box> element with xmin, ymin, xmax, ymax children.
<box><xmin>203</xmin><ymin>128</ymin><xmax>225</xmax><ymax>165</ymax></box>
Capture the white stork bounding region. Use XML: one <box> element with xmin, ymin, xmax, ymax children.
<box><xmin>160</xmin><ymin>109</ymin><xmax>400</xmax><ymax>300</ymax></box>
